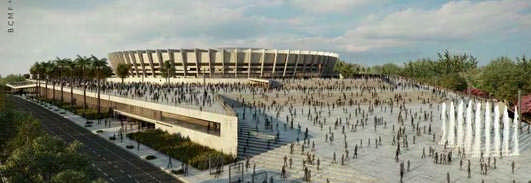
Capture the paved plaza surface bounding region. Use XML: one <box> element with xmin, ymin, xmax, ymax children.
<box><xmin>220</xmin><ymin>78</ymin><xmax>531</xmax><ymax>182</ymax></box>
<box><xmin>18</xmin><ymin>78</ymin><xmax>531</xmax><ymax>183</ymax></box>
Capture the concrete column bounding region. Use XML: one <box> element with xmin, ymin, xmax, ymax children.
<box><xmin>128</xmin><ymin>51</ymin><xmax>140</xmax><ymax>77</ymax></box>
<box><xmin>221</xmin><ymin>49</ymin><xmax>225</xmax><ymax>76</ymax></box>
<box><xmin>117</xmin><ymin>53</ymin><xmax>127</xmax><ymax>75</ymax></box>
<box><xmin>194</xmin><ymin>48</ymin><xmax>201</xmax><ymax>77</ymax></box>
<box><xmin>136</xmin><ymin>51</ymin><xmax>146</xmax><ymax>78</ymax></box>
<box><xmin>208</xmin><ymin>49</ymin><xmax>214</xmax><ymax>78</ymax></box>
<box><xmin>272</xmin><ymin>49</ymin><xmax>278</xmax><ymax>78</ymax></box>
<box><xmin>301</xmin><ymin>53</ymin><xmax>307</xmax><ymax>76</ymax></box>
<box><xmin>293</xmin><ymin>50</ymin><xmax>301</xmax><ymax>78</ymax></box>
<box><xmin>247</xmin><ymin>48</ymin><xmax>252</xmax><ymax>78</ymax></box>
<box><xmin>318</xmin><ymin>55</ymin><xmax>324</xmax><ymax>77</ymax></box>
<box><xmin>121</xmin><ymin>52</ymin><xmax>134</xmax><ymax>76</ymax></box>
<box><xmin>156</xmin><ymin>49</ymin><xmax>164</xmax><ymax>76</ymax></box>
<box><xmin>167</xmin><ymin>49</ymin><xmax>177</xmax><ymax>77</ymax></box>
<box><xmin>320</xmin><ymin>56</ymin><xmax>328</xmax><ymax>77</ymax></box>
<box><xmin>233</xmin><ymin>49</ymin><xmax>238</xmax><ymax>78</ymax></box>
<box><xmin>146</xmin><ymin>50</ymin><xmax>156</xmax><ymax>77</ymax></box>
<box><xmin>181</xmin><ymin>49</ymin><xmax>188</xmax><ymax>77</ymax></box>
<box><xmin>260</xmin><ymin>49</ymin><xmax>265</xmax><ymax>78</ymax></box>
<box><xmin>309</xmin><ymin>54</ymin><xmax>317</xmax><ymax>77</ymax></box>
<box><xmin>282</xmin><ymin>50</ymin><xmax>290</xmax><ymax>77</ymax></box>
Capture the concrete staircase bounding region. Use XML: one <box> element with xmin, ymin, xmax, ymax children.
<box><xmin>236</xmin><ymin>116</ymin><xmax>377</xmax><ymax>182</ymax></box>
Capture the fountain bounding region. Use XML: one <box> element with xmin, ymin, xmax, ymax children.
<box><xmin>439</xmin><ymin>100</ymin><xmax>521</xmax><ymax>158</ymax></box>
<box><xmin>465</xmin><ymin>100</ymin><xmax>473</xmax><ymax>152</ymax></box>
<box><xmin>457</xmin><ymin>100</ymin><xmax>464</xmax><ymax>148</ymax></box>
<box><xmin>513</xmin><ymin>106</ymin><xmax>519</xmax><ymax>156</ymax></box>
<box><xmin>440</xmin><ymin>103</ymin><xmax>447</xmax><ymax>145</ymax></box>
<box><xmin>448</xmin><ymin>102</ymin><xmax>455</xmax><ymax>146</ymax></box>
<box><xmin>485</xmin><ymin>102</ymin><xmax>491</xmax><ymax>156</ymax></box>
<box><xmin>494</xmin><ymin>104</ymin><xmax>500</xmax><ymax>157</ymax></box>
<box><xmin>503</xmin><ymin>105</ymin><xmax>510</xmax><ymax>156</ymax></box>
<box><xmin>473</xmin><ymin>102</ymin><xmax>481</xmax><ymax>156</ymax></box>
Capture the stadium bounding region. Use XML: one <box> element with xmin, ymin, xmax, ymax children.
<box><xmin>108</xmin><ymin>48</ymin><xmax>339</xmax><ymax>79</ymax></box>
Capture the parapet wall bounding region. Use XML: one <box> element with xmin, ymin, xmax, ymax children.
<box><xmin>38</xmin><ymin>85</ymin><xmax>238</xmax><ymax>156</ymax></box>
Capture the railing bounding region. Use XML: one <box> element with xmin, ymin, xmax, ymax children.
<box><xmin>214</xmin><ymin>94</ymin><xmax>237</xmax><ymax>116</ymax></box>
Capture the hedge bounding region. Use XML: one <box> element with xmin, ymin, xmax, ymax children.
<box><xmin>127</xmin><ymin>129</ymin><xmax>235</xmax><ymax>170</ymax></box>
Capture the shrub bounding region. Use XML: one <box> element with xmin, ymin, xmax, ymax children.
<box><xmin>440</xmin><ymin>73</ymin><xmax>467</xmax><ymax>91</ymax></box>
<box><xmin>76</xmin><ymin>109</ymin><xmax>109</xmax><ymax>120</ymax></box>
<box><xmin>171</xmin><ymin>169</ymin><xmax>185</xmax><ymax>175</ymax></box>
<box><xmin>128</xmin><ymin>129</ymin><xmax>235</xmax><ymax>170</ymax></box>
<box><xmin>145</xmin><ymin>155</ymin><xmax>157</xmax><ymax>160</ymax></box>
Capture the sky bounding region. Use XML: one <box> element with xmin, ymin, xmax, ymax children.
<box><xmin>1</xmin><ymin>0</ymin><xmax>530</xmax><ymax>75</ymax></box>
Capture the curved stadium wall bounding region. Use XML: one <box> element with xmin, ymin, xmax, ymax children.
<box><xmin>108</xmin><ymin>48</ymin><xmax>339</xmax><ymax>78</ymax></box>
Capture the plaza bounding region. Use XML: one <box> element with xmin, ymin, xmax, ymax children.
<box><xmin>16</xmin><ymin>76</ymin><xmax>530</xmax><ymax>182</ymax></box>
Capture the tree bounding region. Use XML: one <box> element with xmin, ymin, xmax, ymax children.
<box><xmin>3</xmin><ymin>135</ymin><xmax>94</xmax><ymax>183</ymax></box>
<box><xmin>30</xmin><ymin>62</ymin><xmax>44</xmax><ymax>97</ymax></box>
<box><xmin>381</xmin><ymin>63</ymin><xmax>402</xmax><ymax>76</ymax></box>
<box><xmin>44</xmin><ymin>61</ymin><xmax>57</xmax><ymax>100</ymax></box>
<box><xmin>65</xmin><ymin>60</ymin><xmax>76</xmax><ymax>108</ymax></box>
<box><xmin>56</xmin><ymin>57</ymin><xmax>73</xmax><ymax>104</ymax></box>
<box><xmin>478</xmin><ymin>57</ymin><xmax>529</xmax><ymax>103</ymax></box>
<box><xmin>75</xmin><ymin>55</ymin><xmax>91</xmax><ymax>110</ymax></box>
<box><xmin>440</xmin><ymin>73</ymin><xmax>467</xmax><ymax>91</ymax></box>
<box><xmin>161</xmin><ymin>60</ymin><xmax>175</xmax><ymax>83</ymax></box>
<box><xmin>51</xmin><ymin>170</ymin><xmax>89</xmax><ymax>183</ymax></box>
<box><xmin>116</xmin><ymin>63</ymin><xmax>131</xmax><ymax>84</ymax></box>
<box><xmin>90</xmin><ymin>55</ymin><xmax>110</xmax><ymax>115</ymax></box>
<box><xmin>333</xmin><ymin>60</ymin><xmax>362</xmax><ymax>78</ymax></box>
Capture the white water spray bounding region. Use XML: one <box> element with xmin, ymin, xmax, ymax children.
<box><xmin>448</xmin><ymin>102</ymin><xmax>455</xmax><ymax>146</ymax></box>
<box><xmin>457</xmin><ymin>101</ymin><xmax>464</xmax><ymax>148</ymax></box>
<box><xmin>494</xmin><ymin>104</ymin><xmax>500</xmax><ymax>157</ymax></box>
<box><xmin>503</xmin><ymin>105</ymin><xmax>510</xmax><ymax>156</ymax></box>
<box><xmin>513</xmin><ymin>106</ymin><xmax>520</xmax><ymax>156</ymax></box>
<box><xmin>485</xmin><ymin>102</ymin><xmax>491</xmax><ymax>156</ymax></box>
<box><xmin>473</xmin><ymin>102</ymin><xmax>481</xmax><ymax>156</ymax></box>
<box><xmin>440</xmin><ymin>103</ymin><xmax>447</xmax><ymax>145</ymax></box>
<box><xmin>465</xmin><ymin>100</ymin><xmax>473</xmax><ymax>152</ymax></box>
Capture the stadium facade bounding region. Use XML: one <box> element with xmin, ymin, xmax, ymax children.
<box><xmin>108</xmin><ymin>48</ymin><xmax>339</xmax><ymax>78</ymax></box>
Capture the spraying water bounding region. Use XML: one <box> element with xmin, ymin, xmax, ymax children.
<box><xmin>503</xmin><ymin>105</ymin><xmax>510</xmax><ymax>156</ymax></box>
<box><xmin>465</xmin><ymin>100</ymin><xmax>473</xmax><ymax>152</ymax></box>
<box><xmin>448</xmin><ymin>102</ymin><xmax>455</xmax><ymax>146</ymax></box>
<box><xmin>485</xmin><ymin>102</ymin><xmax>491</xmax><ymax>156</ymax></box>
<box><xmin>440</xmin><ymin>103</ymin><xmax>447</xmax><ymax>145</ymax></box>
<box><xmin>494</xmin><ymin>104</ymin><xmax>500</xmax><ymax>157</ymax></box>
<box><xmin>473</xmin><ymin>102</ymin><xmax>481</xmax><ymax>156</ymax></box>
<box><xmin>457</xmin><ymin>100</ymin><xmax>464</xmax><ymax>148</ymax></box>
<box><xmin>513</xmin><ymin>106</ymin><xmax>520</xmax><ymax>156</ymax></box>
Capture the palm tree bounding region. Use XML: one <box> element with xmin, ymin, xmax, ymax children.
<box><xmin>44</xmin><ymin>61</ymin><xmax>57</xmax><ymax>101</ymax></box>
<box><xmin>75</xmin><ymin>55</ymin><xmax>90</xmax><ymax>110</ymax></box>
<box><xmin>56</xmin><ymin>57</ymin><xmax>72</xmax><ymax>104</ymax></box>
<box><xmin>41</xmin><ymin>62</ymin><xmax>51</xmax><ymax>99</ymax></box>
<box><xmin>90</xmin><ymin>55</ymin><xmax>108</xmax><ymax>115</ymax></box>
<box><xmin>116</xmin><ymin>63</ymin><xmax>131</xmax><ymax>84</ymax></box>
<box><xmin>30</xmin><ymin>62</ymin><xmax>43</xmax><ymax>97</ymax></box>
<box><xmin>66</xmin><ymin>60</ymin><xmax>76</xmax><ymax>108</ymax></box>
<box><xmin>51</xmin><ymin>61</ymin><xmax>58</xmax><ymax>101</ymax></box>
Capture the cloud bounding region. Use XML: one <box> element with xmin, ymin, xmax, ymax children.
<box><xmin>1</xmin><ymin>0</ymin><xmax>529</xmax><ymax>75</ymax></box>
<box><xmin>289</xmin><ymin>0</ymin><xmax>373</xmax><ymax>13</ymax></box>
<box><xmin>335</xmin><ymin>0</ymin><xmax>531</xmax><ymax>52</ymax></box>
